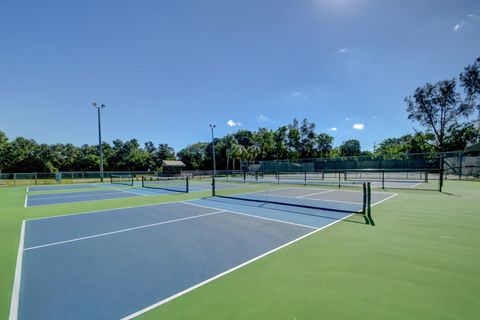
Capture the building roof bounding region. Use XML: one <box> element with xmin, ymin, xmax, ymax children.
<box><xmin>162</xmin><ymin>160</ymin><xmax>186</xmax><ymax>167</ymax></box>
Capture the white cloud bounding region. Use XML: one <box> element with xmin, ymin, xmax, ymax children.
<box><xmin>287</xmin><ymin>91</ymin><xmax>310</xmax><ymax>100</ymax></box>
<box><xmin>337</xmin><ymin>47</ymin><xmax>349</xmax><ymax>54</ymax></box>
<box><xmin>256</xmin><ymin>114</ymin><xmax>274</xmax><ymax>123</ymax></box>
<box><xmin>345</xmin><ymin>117</ymin><xmax>350</xmax><ymax>121</ymax></box>
<box><xmin>226</xmin><ymin>120</ymin><xmax>243</xmax><ymax>127</ymax></box>
<box><xmin>468</xmin><ymin>14</ymin><xmax>479</xmax><ymax>19</ymax></box>
<box><xmin>353</xmin><ymin>123</ymin><xmax>365</xmax><ymax>130</ymax></box>
<box><xmin>453</xmin><ymin>21</ymin><xmax>465</xmax><ymax>31</ymax></box>
<box><xmin>328</xmin><ymin>127</ymin><xmax>337</xmax><ymax>132</ymax></box>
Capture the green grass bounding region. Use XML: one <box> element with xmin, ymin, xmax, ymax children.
<box><xmin>1</xmin><ymin>181</ymin><xmax>479</xmax><ymax>319</ymax></box>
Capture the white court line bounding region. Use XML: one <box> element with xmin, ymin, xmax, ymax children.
<box><xmin>409</xmin><ymin>182</ymin><xmax>423</xmax><ymax>188</ymax></box>
<box><xmin>115</xmin><ymin>189</ymin><xmax>148</xmax><ymax>196</ymax></box>
<box><xmin>121</xmin><ymin>208</ymin><xmax>357</xmax><ymax>320</ymax></box>
<box><xmin>296</xmin><ymin>190</ymin><xmax>335</xmax><ymax>198</ymax></box>
<box><xmin>9</xmin><ymin>220</ymin><xmax>25</xmax><ymax>320</ymax></box>
<box><xmin>181</xmin><ymin>201</ymin><xmax>317</xmax><ymax>230</ymax></box>
<box><xmin>371</xmin><ymin>193</ymin><xmax>398</xmax><ymax>207</ymax></box>
<box><xmin>26</xmin><ymin>187</ymin><xmax>29</xmax><ymax>193</ymax></box>
<box><xmin>23</xmin><ymin>210</ymin><xmax>225</xmax><ymax>251</ymax></box>
<box><xmin>24</xmin><ymin>195</ymin><xmax>28</xmax><ymax>208</ymax></box>
<box><xmin>28</xmin><ymin>190</ymin><xmax>124</xmax><ymax>201</ymax></box>
<box><xmin>26</xmin><ymin>198</ymin><xmax>205</xmax><ymax>221</ymax></box>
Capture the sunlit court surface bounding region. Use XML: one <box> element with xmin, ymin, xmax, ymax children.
<box><xmin>11</xmin><ymin>181</ymin><xmax>396</xmax><ymax>319</ymax></box>
<box><xmin>2</xmin><ymin>1</ymin><xmax>480</xmax><ymax>319</ymax></box>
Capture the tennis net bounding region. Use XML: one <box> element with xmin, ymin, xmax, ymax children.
<box><xmin>212</xmin><ymin>177</ymin><xmax>370</xmax><ymax>215</ymax></box>
<box><xmin>141</xmin><ymin>176</ymin><xmax>189</xmax><ymax>193</ymax></box>
<box><xmin>110</xmin><ymin>174</ymin><xmax>134</xmax><ymax>186</ymax></box>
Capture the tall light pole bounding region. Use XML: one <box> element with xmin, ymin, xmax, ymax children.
<box><xmin>92</xmin><ymin>102</ymin><xmax>106</xmax><ymax>182</ymax></box>
<box><xmin>209</xmin><ymin>124</ymin><xmax>217</xmax><ymax>176</ymax></box>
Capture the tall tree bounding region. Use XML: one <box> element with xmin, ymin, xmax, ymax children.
<box><xmin>405</xmin><ymin>79</ymin><xmax>475</xmax><ymax>190</ymax></box>
<box><xmin>299</xmin><ymin>118</ymin><xmax>317</xmax><ymax>158</ymax></box>
<box><xmin>316</xmin><ymin>133</ymin><xmax>334</xmax><ymax>157</ymax></box>
<box><xmin>339</xmin><ymin>139</ymin><xmax>361</xmax><ymax>156</ymax></box>
<box><xmin>459</xmin><ymin>57</ymin><xmax>480</xmax><ymax>128</ymax></box>
<box><xmin>177</xmin><ymin>142</ymin><xmax>208</xmax><ymax>170</ymax></box>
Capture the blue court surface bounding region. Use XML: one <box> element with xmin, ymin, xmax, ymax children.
<box><xmin>25</xmin><ymin>189</ymin><xmax>142</xmax><ymax>207</ymax></box>
<box><xmin>25</xmin><ymin>182</ymin><xmax>237</xmax><ymax>207</ymax></box>
<box><xmin>26</xmin><ymin>183</ymin><xmax>128</xmax><ymax>192</ymax></box>
<box><xmin>11</xmin><ymin>189</ymin><xmax>396</xmax><ymax>319</ymax></box>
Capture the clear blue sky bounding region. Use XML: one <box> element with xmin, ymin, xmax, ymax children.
<box><xmin>1</xmin><ymin>0</ymin><xmax>479</xmax><ymax>152</ymax></box>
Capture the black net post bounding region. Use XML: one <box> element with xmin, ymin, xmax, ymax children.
<box><xmin>34</xmin><ymin>172</ymin><xmax>37</xmax><ymax>185</ymax></box>
<box><xmin>382</xmin><ymin>169</ymin><xmax>385</xmax><ymax>190</ymax></box>
<box><xmin>277</xmin><ymin>172</ymin><xmax>280</xmax><ymax>184</ymax></box>
<box><xmin>243</xmin><ymin>171</ymin><xmax>246</xmax><ymax>182</ymax></box>
<box><xmin>362</xmin><ymin>182</ymin><xmax>367</xmax><ymax>215</ymax></box>
<box><xmin>186</xmin><ymin>177</ymin><xmax>189</xmax><ymax>193</ymax></box>
<box><xmin>304</xmin><ymin>171</ymin><xmax>307</xmax><ymax>186</ymax></box>
<box><xmin>255</xmin><ymin>172</ymin><xmax>259</xmax><ymax>182</ymax></box>
<box><xmin>367</xmin><ymin>182</ymin><xmax>372</xmax><ymax>222</ymax></box>
<box><xmin>211</xmin><ymin>177</ymin><xmax>216</xmax><ymax>196</ymax></box>
<box><xmin>338</xmin><ymin>171</ymin><xmax>341</xmax><ymax>189</ymax></box>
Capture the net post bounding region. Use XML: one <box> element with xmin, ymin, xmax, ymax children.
<box><xmin>186</xmin><ymin>176</ymin><xmax>189</xmax><ymax>193</ymax></box>
<box><xmin>212</xmin><ymin>177</ymin><xmax>216</xmax><ymax>197</ymax></box>
<box><xmin>141</xmin><ymin>176</ymin><xmax>145</xmax><ymax>188</ymax></box>
<box><xmin>338</xmin><ymin>171</ymin><xmax>341</xmax><ymax>189</ymax></box>
<box><xmin>35</xmin><ymin>172</ymin><xmax>37</xmax><ymax>185</ymax></box>
<box><xmin>304</xmin><ymin>171</ymin><xmax>307</xmax><ymax>186</ymax></box>
<box><xmin>322</xmin><ymin>171</ymin><xmax>325</xmax><ymax>180</ymax></box>
<box><xmin>367</xmin><ymin>182</ymin><xmax>373</xmax><ymax>225</ymax></box>
<box><xmin>425</xmin><ymin>170</ymin><xmax>428</xmax><ymax>183</ymax></box>
<box><xmin>362</xmin><ymin>182</ymin><xmax>367</xmax><ymax>215</ymax></box>
<box><xmin>277</xmin><ymin>172</ymin><xmax>280</xmax><ymax>184</ymax></box>
<box><xmin>256</xmin><ymin>171</ymin><xmax>258</xmax><ymax>182</ymax></box>
<box><xmin>243</xmin><ymin>171</ymin><xmax>246</xmax><ymax>182</ymax></box>
<box><xmin>382</xmin><ymin>169</ymin><xmax>385</xmax><ymax>190</ymax></box>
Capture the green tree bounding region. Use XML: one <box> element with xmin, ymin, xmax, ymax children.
<box><xmin>444</xmin><ymin>121</ymin><xmax>479</xmax><ymax>151</ymax></box>
<box><xmin>299</xmin><ymin>118</ymin><xmax>317</xmax><ymax>158</ymax></box>
<box><xmin>339</xmin><ymin>139</ymin><xmax>361</xmax><ymax>156</ymax></box>
<box><xmin>287</xmin><ymin>119</ymin><xmax>301</xmax><ymax>159</ymax></box>
<box><xmin>405</xmin><ymin>79</ymin><xmax>475</xmax><ymax>190</ymax></box>
<box><xmin>177</xmin><ymin>142</ymin><xmax>208</xmax><ymax>170</ymax></box>
<box><xmin>316</xmin><ymin>133</ymin><xmax>334</xmax><ymax>157</ymax></box>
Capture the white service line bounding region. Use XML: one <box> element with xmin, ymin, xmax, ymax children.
<box><xmin>9</xmin><ymin>220</ymin><xmax>25</xmax><ymax>320</ymax></box>
<box><xmin>23</xmin><ymin>210</ymin><xmax>225</xmax><ymax>251</ymax></box>
<box><xmin>115</xmin><ymin>189</ymin><xmax>148</xmax><ymax>196</ymax></box>
<box><xmin>180</xmin><ymin>201</ymin><xmax>317</xmax><ymax>230</ymax></box>
<box><xmin>121</xmin><ymin>208</ymin><xmax>356</xmax><ymax>320</ymax></box>
<box><xmin>28</xmin><ymin>191</ymin><xmax>123</xmax><ymax>201</ymax></box>
<box><xmin>296</xmin><ymin>190</ymin><xmax>335</xmax><ymax>198</ymax></box>
<box><xmin>371</xmin><ymin>193</ymin><xmax>398</xmax><ymax>207</ymax></box>
<box><xmin>409</xmin><ymin>182</ymin><xmax>423</xmax><ymax>188</ymax></box>
<box><xmin>24</xmin><ymin>195</ymin><xmax>28</xmax><ymax>208</ymax></box>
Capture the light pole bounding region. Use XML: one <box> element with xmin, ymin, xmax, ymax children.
<box><xmin>209</xmin><ymin>124</ymin><xmax>217</xmax><ymax>176</ymax></box>
<box><xmin>92</xmin><ymin>102</ymin><xmax>106</xmax><ymax>182</ymax></box>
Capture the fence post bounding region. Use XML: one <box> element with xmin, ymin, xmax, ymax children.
<box><xmin>34</xmin><ymin>172</ymin><xmax>37</xmax><ymax>185</ymax></box>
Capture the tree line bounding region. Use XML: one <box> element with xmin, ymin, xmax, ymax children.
<box><xmin>0</xmin><ymin>57</ymin><xmax>479</xmax><ymax>173</ymax></box>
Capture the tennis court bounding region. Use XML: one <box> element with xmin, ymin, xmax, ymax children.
<box><xmin>11</xmin><ymin>185</ymin><xmax>395</xmax><ymax>319</ymax></box>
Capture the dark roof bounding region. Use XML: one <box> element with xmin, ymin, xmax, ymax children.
<box><xmin>162</xmin><ymin>160</ymin><xmax>186</xmax><ymax>167</ymax></box>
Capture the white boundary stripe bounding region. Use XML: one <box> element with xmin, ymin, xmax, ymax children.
<box><xmin>24</xmin><ymin>210</ymin><xmax>225</xmax><ymax>251</ymax></box>
<box><xmin>28</xmin><ymin>190</ymin><xmax>125</xmax><ymax>201</ymax></box>
<box><xmin>371</xmin><ymin>193</ymin><xmax>398</xmax><ymax>207</ymax></box>
<box><xmin>26</xmin><ymin>187</ymin><xmax>29</xmax><ymax>193</ymax></box>
<box><xmin>296</xmin><ymin>190</ymin><xmax>335</xmax><ymax>198</ymax></box>
<box><xmin>409</xmin><ymin>182</ymin><xmax>423</xmax><ymax>189</ymax></box>
<box><xmin>9</xmin><ymin>220</ymin><xmax>25</xmax><ymax>320</ymax></box>
<box><xmin>115</xmin><ymin>188</ymin><xmax>148</xmax><ymax>196</ymax></box>
<box><xmin>24</xmin><ymin>195</ymin><xmax>28</xmax><ymax>208</ymax></box>
<box><xmin>121</xmin><ymin>209</ymin><xmax>356</xmax><ymax>320</ymax></box>
<box><xmin>23</xmin><ymin>192</ymin><xmax>142</xmax><ymax>208</ymax></box>
<box><xmin>26</xmin><ymin>198</ymin><xmax>204</xmax><ymax>222</ymax></box>
<box><xmin>180</xmin><ymin>201</ymin><xmax>317</xmax><ymax>230</ymax></box>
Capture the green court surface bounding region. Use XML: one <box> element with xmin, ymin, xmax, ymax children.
<box><xmin>1</xmin><ymin>181</ymin><xmax>479</xmax><ymax>319</ymax></box>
